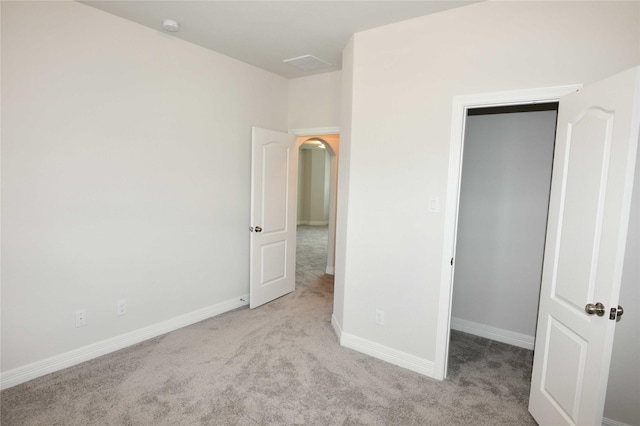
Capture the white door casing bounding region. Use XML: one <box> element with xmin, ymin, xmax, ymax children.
<box><xmin>296</xmin><ymin>137</ymin><xmax>339</xmax><ymax>274</ymax></box>
<box><xmin>290</xmin><ymin>127</ymin><xmax>340</xmax><ymax>276</ymax></box>
<box><xmin>528</xmin><ymin>67</ymin><xmax>640</xmax><ymax>425</ymax></box>
<box><xmin>435</xmin><ymin>84</ymin><xmax>581</xmax><ymax>381</ymax></box>
<box><xmin>250</xmin><ymin>127</ymin><xmax>298</xmax><ymax>309</ymax></box>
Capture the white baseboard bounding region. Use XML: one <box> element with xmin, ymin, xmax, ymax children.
<box><xmin>340</xmin><ymin>332</ymin><xmax>435</xmax><ymax>378</ymax></box>
<box><xmin>451</xmin><ymin>317</ymin><xmax>534</xmax><ymax>350</ymax></box>
<box><xmin>325</xmin><ymin>266</ymin><xmax>334</xmax><ymax>275</ymax></box>
<box><xmin>297</xmin><ymin>221</ymin><xmax>328</xmax><ymax>226</ymax></box>
<box><xmin>331</xmin><ymin>314</ymin><xmax>343</xmax><ymax>341</ymax></box>
<box><xmin>602</xmin><ymin>417</ymin><xmax>633</xmax><ymax>426</ymax></box>
<box><xmin>1</xmin><ymin>294</ymin><xmax>249</xmax><ymax>390</ymax></box>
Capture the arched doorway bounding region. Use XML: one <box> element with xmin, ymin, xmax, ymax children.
<box><xmin>295</xmin><ymin>135</ymin><xmax>339</xmax><ymax>275</ymax></box>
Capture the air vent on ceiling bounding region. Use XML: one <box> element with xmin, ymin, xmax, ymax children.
<box><xmin>283</xmin><ymin>55</ymin><xmax>331</xmax><ymax>71</ymax></box>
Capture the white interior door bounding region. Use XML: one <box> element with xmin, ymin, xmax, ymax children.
<box><xmin>250</xmin><ymin>127</ymin><xmax>298</xmax><ymax>309</ymax></box>
<box><xmin>529</xmin><ymin>67</ymin><xmax>640</xmax><ymax>425</ymax></box>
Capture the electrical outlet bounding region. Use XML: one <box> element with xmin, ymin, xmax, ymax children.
<box><xmin>117</xmin><ymin>299</ymin><xmax>127</xmax><ymax>316</ymax></box>
<box><xmin>375</xmin><ymin>309</ymin><xmax>385</xmax><ymax>325</ymax></box>
<box><xmin>75</xmin><ymin>309</ymin><xmax>87</xmax><ymax>327</ymax></box>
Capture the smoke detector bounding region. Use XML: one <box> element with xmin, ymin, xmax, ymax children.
<box><xmin>162</xmin><ymin>19</ymin><xmax>180</xmax><ymax>32</ymax></box>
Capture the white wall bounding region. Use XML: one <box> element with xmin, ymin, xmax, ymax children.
<box><xmin>297</xmin><ymin>148</ymin><xmax>330</xmax><ymax>225</ymax></box>
<box><xmin>604</xmin><ymin>144</ymin><xmax>640</xmax><ymax>425</ymax></box>
<box><xmin>1</xmin><ymin>1</ymin><xmax>288</xmax><ymax>375</ymax></box>
<box><xmin>338</xmin><ymin>0</ymin><xmax>639</xmax><ymax>375</ymax></box>
<box><xmin>288</xmin><ymin>71</ymin><xmax>342</xmax><ymax>130</ymax></box>
<box><xmin>324</xmin><ymin>151</ymin><xmax>331</xmax><ymax>221</ymax></box>
<box><xmin>452</xmin><ymin>110</ymin><xmax>557</xmax><ymax>341</ymax></box>
<box><xmin>310</xmin><ymin>150</ymin><xmax>329</xmax><ymax>224</ymax></box>
<box><xmin>332</xmin><ymin>38</ymin><xmax>354</xmax><ymax>331</ymax></box>
<box><xmin>297</xmin><ymin>152</ymin><xmax>307</xmax><ymax>221</ymax></box>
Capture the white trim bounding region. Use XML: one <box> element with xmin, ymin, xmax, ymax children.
<box><xmin>325</xmin><ymin>266</ymin><xmax>334</xmax><ymax>275</ymax></box>
<box><xmin>451</xmin><ymin>317</ymin><xmax>534</xmax><ymax>350</ymax></box>
<box><xmin>341</xmin><ymin>332</ymin><xmax>435</xmax><ymax>378</ymax></box>
<box><xmin>434</xmin><ymin>84</ymin><xmax>583</xmax><ymax>380</ymax></box>
<box><xmin>602</xmin><ymin>417</ymin><xmax>633</xmax><ymax>426</ymax></box>
<box><xmin>289</xmin><ymin>126</ymin><xmax>340</xmax><ymax>136</ymax></box>
<box><xmin>0</xmin><ymin>295</ymin><xmax>249</xmax><ymax>390</ymax></box>
<box><xmin>298</xmin><ymin>220</ymin><xmax>329</xmax><ymax>226</ymax></box>
<box><xmin>291</xmin><ymin>128</ymin><xmax>340</xmax><ymax>287</ymax></box>
<box><xmin>331</xmin><ymin>314</ymin><xmax>343</xmax><ymax>340</ymax></box>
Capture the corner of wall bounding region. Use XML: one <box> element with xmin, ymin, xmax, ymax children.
<box><xmin>331</xmin><ymin>36</ymin><xmax>355</xmax><ymax>331</ymax></box>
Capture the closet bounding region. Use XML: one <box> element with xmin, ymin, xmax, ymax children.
<box><xmin>450</xmin><ymin>104</ymin><xmax>559</xmax><ymax>349</ymax></box>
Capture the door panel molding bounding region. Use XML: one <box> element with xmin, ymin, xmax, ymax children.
<box><xmin>250</xmin><ymin>127</ymin><xmax>297</xmax><ymax>309</ymax></box>
<box><xmin>529</xmin><ymin>67</ymin><xmax>640</xmax><ymax>425</ymax></box>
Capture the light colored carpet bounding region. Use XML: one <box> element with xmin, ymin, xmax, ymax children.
<box><xmin>1</xmin><ymin>225</ymin><xmax>537</xmax><ymax>425</ymax></box>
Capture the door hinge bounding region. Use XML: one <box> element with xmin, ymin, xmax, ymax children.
<box><xmin>450</xmin><ymin>258</ymin><xmax>453</xmax><ymax>266</ymax></box>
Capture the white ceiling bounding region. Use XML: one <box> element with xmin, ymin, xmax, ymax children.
<box><xmin>80</xmin><ymin>1</ymin><xmax>477</xmax><ymax>79</ymax></box>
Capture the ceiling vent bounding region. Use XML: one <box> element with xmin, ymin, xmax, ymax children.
<box><xmin>283</xmin><ymin>55</ymin><xmax>331</xmax><ymax>71</ymax></box>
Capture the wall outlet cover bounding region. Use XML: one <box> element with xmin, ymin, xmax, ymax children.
<box><xmin>117</xmin><ymin>299</ymin><xmax>127</xmax><ymax>316</ymax></box>
<box><xmin>75</xmin><ymin>309</ymin><xmax>87</xmax><ymax>327</ymax></box>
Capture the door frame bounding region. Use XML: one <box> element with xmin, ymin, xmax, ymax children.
<box><xmin>433</xmin><ymin>85</ymin><xmax>582</xmax><ymax>380</ymax></box>
<box><xmin>290</xmin><ymin>127</ymin><xmax>340</xmax><ymax>275</ymax></box>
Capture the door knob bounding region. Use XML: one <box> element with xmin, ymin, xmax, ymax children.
<box><xmin>254</xmin><ymin>226</ymin><xmax>262</xmax><ymax>233</ymax></box>
<box><xmin>585</xmin><ymin>302</ymin><xmax>605</xmax><ymax>317</ymax></box>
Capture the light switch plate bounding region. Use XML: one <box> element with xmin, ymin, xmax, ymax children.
<box><xmin>429</xmin><ymin>197</ymin><xmax>440</xmax><ymax>213</ymax></box>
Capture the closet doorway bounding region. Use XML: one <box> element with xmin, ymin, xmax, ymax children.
<box><xmin>448</xmin><ymin>103</ymin><xmax>559</xmax><ymax>375</ymax></box>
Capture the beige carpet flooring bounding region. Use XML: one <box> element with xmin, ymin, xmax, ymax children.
<box><xmin>1</xmin><ymin>225</ymin><xmax>537</xmax><ymax>425</ymax></box>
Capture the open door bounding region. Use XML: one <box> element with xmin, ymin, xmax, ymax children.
<box><xmin>529</xmin><ymin>67</ymin><xmax>640</xmax><ymax>425</ymax></box>
<box><xmin>249</xmin><ymin>127</ymin><xmax>298</xmax><ymax>309</ymax></box>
